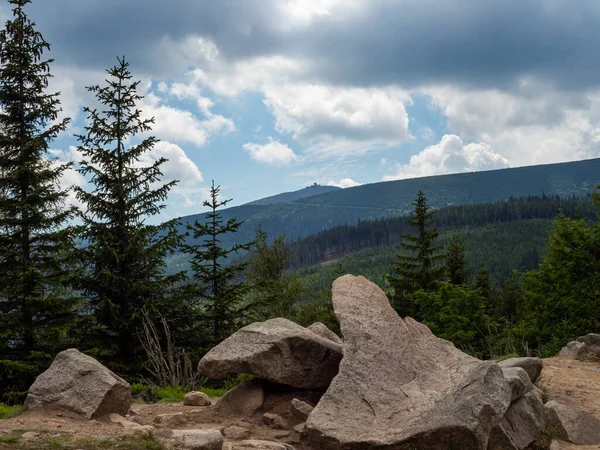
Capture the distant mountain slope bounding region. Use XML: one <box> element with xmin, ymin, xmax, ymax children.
<box><xmin>175</xmin><ymin>158</ymin><xmax>600</xmax><ymax>252</ymax></box>
<box><xmin>244</xmin><ymin>184</ymin><xmax>341</xmax><ymax>206</ymax></box>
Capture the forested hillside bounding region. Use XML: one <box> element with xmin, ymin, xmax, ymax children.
<box><xmin>175</xmin><ymin>158</ymin><xmax>600</xmax><ymax>252</ymax></box>
<box><xmin>289</xmin><ymin>194</ymin><xmax>597</xmax><ymax>268</ymax></box>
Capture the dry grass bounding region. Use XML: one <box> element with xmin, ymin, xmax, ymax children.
<box><xmin>0</xmin><ymin>433</ymin><xmax>165</xmax><ymax>450</ymax></box>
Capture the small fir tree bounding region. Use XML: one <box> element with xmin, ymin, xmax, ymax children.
<box><xmin>0</xmin><ymin>0</ymin><xmax>78</xmax><ymax>401</ymax></box>
<box><xmin>74</xmin><ymin>57</ymin><xmax>184</xmax><ymax>370</ymax></box>
<box><xmin>445</xmin><ymin>235</ymin><xmax>470</xmax><ymax>285</ymax></box>
<box><xmin>387</xmin><ymin>190</ymin><xmax>444</xmax><ymax>318</ymax></box>
<box><xmin>182</xmin><ymin>181</ymin><xmax>254</xmax><ymax>348</ymax></box>
<box><xmin>246</xmin><ymin>226</ymin><xmax>307</xmax><ymax>320</ymax></box>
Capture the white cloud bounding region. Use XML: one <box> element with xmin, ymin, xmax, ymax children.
<box><xmin>383</xmin><ymin>134</ymin><xmax>509</xmax><ymax>181</ymax></box>
<box><xmin>422</xmin><ymin>82</ymin><xmax>600</xmax><ymax>167</ymax></box>
<box><xmin>243</xmin><ymin>137</ymin><xmax>298</xmax><ymax>165</ymax></box>
<box><xmin>140</xmin><ymin>92</ymin><xmax>234</xmax><ymax>148</ymax></box>
<box><xmin>263</xmin><ymin>83</ymin><xmax>412</xmax><ymax>156</ymax></box>
<box><xmin>155</xmin><ymin>37</ymin><xmax>412</xmax><ymax>159</ymax></box>
<box><xmin>327</xmin><ymin>178</ymin><xmax>361</xmax><ymax>188</ymax></box>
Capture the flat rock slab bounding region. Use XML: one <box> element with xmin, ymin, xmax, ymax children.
<box><xmin>199</xmin><ymin>318</ymin><xmax>342</xmax><ymax>390</ymax></box>
<box><xmin>25</xmin><ymin>348</ymin><xmax>131</xmax><ymax>419</ymax></box>
<box><xmin>171</xmin><ymin>429</ymin><xmax>223</xmax><ymax>450</ymax></box>
<box><xmin>306</xmin><ymin>275</ymin><xmax>511</xmax><ymax>450</ymax></box>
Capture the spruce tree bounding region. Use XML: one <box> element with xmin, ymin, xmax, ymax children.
<box><xmin>0</xmin><ymin>0</ymin><xmax>78</xmax><ymax>401</ymax></box>
<box><xmin>75</xmin><ymin>57</ymin><xmax>184</xmax><ymax>370</ymax></box>
<box><xmin>445</xmin><ymin>235</ymin><xmax>470</xmax><ymax>285</ymax></box>
<box><xmin>387</xmin><ymin>190</ymin><xmax>444</xmax><ymax>317</ymax></box>
<box><xmin>246</xmin><ymin>226</ymin><xmax>306</xmax><ymax>321</ymax></box>
<box><xmin>181</xmin><ymin>181</ymin><xmax>253</xmax><ymax>348</ymax></box>
<box><xmin>475</xmin><ymin>262</ymin><xmax>492</xmax><ymax>304</ymax></box>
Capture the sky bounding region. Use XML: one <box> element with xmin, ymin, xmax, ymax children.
<box><xmin>9</xmin><ymin>0</ymin><xmax>600</xmax><ymax>219</ymax></box>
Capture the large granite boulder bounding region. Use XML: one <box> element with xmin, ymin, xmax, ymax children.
<box><xmin>559</xmin><ymin>333</ymin><xmax>600</xmax><ymax>359</ymax></box>
<box><xmin>498</xmin><ymin>357</ymin><xmax>543</xmax><ymax>383</ymax></box>
<box><xmin>199</xmin><ymin>318</ymin><xmax>342</xmax><ymax>390</ymax></box>
<box><xmin>488</xmin><ymin>388</ymin><xmax>547</xmax><ymax>450</ymax></box>
<box><xmin>25</xmin><ymin>348</ymin><xmax>131</xmax><ymax>419</ymax></box>
<box><xmin>545</xmin><ymin>400</ymin><xmax>600</xmax><ymax>445</ymax></box>
<box><xmin>306</xmin><ymin>275</ymin><xmax>512</xmax><ymax>450</ymax></box>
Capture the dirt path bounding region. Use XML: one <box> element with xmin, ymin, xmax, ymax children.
<box><xmin>539</xmin><ymin>357</ymin><xmax>600</xmax><ymax>450</ymax></box>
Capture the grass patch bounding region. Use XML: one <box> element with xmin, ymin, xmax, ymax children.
<box><xmin>0</xmin><ymin>404</ymin><xmax>24</xmax><ymax>420</ymax></box>
<box><xmin>0</xmin><ymin>432</ymin><xmax>20</xmax><ymax>443</ymax></box>
<box><xmin>0</xmin><ymin>434</ymin><xmax>165</xmax><ymax>449</ymax></box>
<box><xmin>154</xmin><ymin>386</ymin><xmax>186</xmax><ymax>403</ymax></box>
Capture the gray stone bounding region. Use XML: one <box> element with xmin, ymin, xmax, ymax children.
<box><xmin>545</xmin><ymin>400</ymin><xmax>600</xmax><ymax>445</ymax></box>
<box><xmin>223</xmin><ymin>425</ymin><xmax>252</xmax><ymax>440</ymax></box>
<box><xmin>307</xmin><ymin>322</ymin><xmax>342</xmax><ymax>344</ymax></box>
<box><xmin>25</xmin><ymin>348</ymin><xmax>131</xmax><ymax>419</ymax></box>
<box><xmin>184</xmin><ymin>391</ymin><xmax>212</xmax><ymax>407</ymax></box>
<box><xmin>576</xmin><ymin>333</ymin><xmax>600</xmax><ymax>347</ymax></box>
<box><xmin>290</xmin><ymin>398</ymin><xmax>313</xmax><ymax>422</ymax></box>
<box><xmin>223</xmin><ymin>440</ymin><xmax>295</xmax><ymax>450</ymax></box>
<box><xmin>488</xmin><ymin>388</ymin><xmax>546</xmax><ymax>450</ymax></box>
<box><xmin>171</xmin><ymin>429</ymin><xmax>223</xmax><ymax>450</ymax></box>
<box><xmin>549</xmin><ymin>440</ymin><xmax>561</xmax><ymax>450</ymax></box>
<box><xmin>306</xmin><ymin>275</ymin><xmax>512</xmax><ymax>450</ymax></box>
<box><xmin>498</xmin><ymin>357</ymin><xmax>543</xmax><ymax>383</ymax></box>
<box><xmin>501</xmin><ymin>367</ymin><xmax>535</xmax><ymax>402</ymax></box>
<box><xmin>153</xmin><ymin>412</ymin><xmax>187</xmax><ymax>427</ymax></box>
<box><xmin>558</xmin><ymin>341</ymin><xmax>587</xmax><ymax>358</ymax></box>
<box><xmin>215</xmin><ymin>379</ymin><xmax>265</xmax><ymax>416</ymax></box>
<box><xmin>262</xmin><ymin>412</ymin><xmax>278</xmax><ymax>425</ymax></box>
<box><xmin>199</xmin><ymin>318</ymin><xmax>342</xmax><ymax>390</ymax></box>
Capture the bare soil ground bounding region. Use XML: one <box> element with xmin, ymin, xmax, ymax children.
<box><xmin>537</xmin><ymin>356</ymin><xmax>600</xmax><ymax>450</ymax></box>
<box><xmin>4</xmin><ymin>357</ymin><xmax>600</xmax><ymax>449</ymax></box>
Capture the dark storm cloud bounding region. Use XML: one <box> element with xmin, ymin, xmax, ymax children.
<box><xmin>20</xmin><ymin>0</ymin><xmax>600</xmax><ymax>90</ymax></box>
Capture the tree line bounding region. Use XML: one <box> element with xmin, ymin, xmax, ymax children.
<box><xmin>289</xmin><ymin>194</ymin><xmax>597</xmax><ymax>267</ymax></box>
<box><xmin>383</xmin><ymin>189</ymin><xmax>600</xmax><ymax>359</ymax></box>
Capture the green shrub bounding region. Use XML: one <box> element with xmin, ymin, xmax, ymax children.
<box><xmin>0</xmin><ymin>403</ymin><xmax>24</xmax><ymax>419</ymax></box>
<box><xmin>0</xmin><ymin>432</ymin><xmax>20</xmax><ymax>443</ymax></box>
<box><xmin>154</xmin><ymin>386</ymin><xmax>186</xmax><ymax>403</ymax></box>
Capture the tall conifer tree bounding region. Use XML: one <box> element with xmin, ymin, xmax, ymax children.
<box><xmin>181</xmin><ymin>181</ymin><xmax>253</xmax><ymax>348</ymax></box>
<box><xmin>387</xmin><ymin>190</ymin><xmax>444</xmax><ymax>317</ymax></box>
<box><xmin>445</xmin><ymin>235</ymin><xmax>470</xmax><ymax>285</ymax></box>
<box><xmin>0</xmin><ymin>0</ymin><xmax>77</xmax><ymax>400</ymax></box>
<box><xmin>75</xmin><ymin>57</ymin><xmax>183</xmax><ymax>370</ymax></box>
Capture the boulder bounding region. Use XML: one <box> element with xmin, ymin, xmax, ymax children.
<box><xmin>498</xmin><ymin>357</ymin><xmax>543</xmax><ymax>383</ymax></box>
<box><xmin>577</xmin><ymin>333</ymin><xmax>600</xmax><ymax>347</ymax></box>
<box><xmin>215</xmin><ymin>379</ymin><xmax>265</xmax><ymax>416</ymax></box>
<box><xmin>290</xmin><ymin>398</ymin><xmax>313</xmax><ymax>421</ymax></box>
<box><xmin>184</xmin><ymin>391</ymin><xmax>211</xmax><ymax>407</ymax></box>
<box><xmin>223</xmin><ymin>440</ymin><xmax>295</xmax><ymax>450</ymax></box>
<box><xmin>488</xmin><ymin>388</ymin><xmax>546</xmax><ymax>450</ymax></box>
<box><xmin>559</xmin><ymin>334</ymin><xmax>600</xmax><ymax>359</ymax></box>
<box><xmin>24</xmin><ymin>348</ymin><xmax>131</xmax><ymax>419</ymax></box>
<box><xmin>558</xmin><ymin>341</ymin><xmax>587</xmax><ymax>358</ymax></box>
<box><xmin>222</xmin><ymin>425</ymin><xmax>252</xmax><ymax>440</ymax></box>
<box><xmin>545</xmin><ymin>400</ymin><xmax>600</xmax><ymax>445</ymax></box>
<box><xmin>153</xmin><ymin>412</ymin><xmax>188</xmax><ymax>428</ymax></box>
<box><xmin>171</xmin><ymin>429</ymin><xmax>223</xmax><ymax>450</ymax></box>
<box><xmin>501</xmin><ymin>367</ymin><xmax>534</xmax><ymax>402</ymax></box>
<box><xmin>307</xmin><ymin>322</ymin><xmax>342</xmax><ymax>344</ymax></box>
<box><xmin>306</xmin><ymin>275</ymin><xmax>512</xmax><ymax>450</ymax></box>
<box><xmin>199</xmin><ymin>318</ymin><xmax>342</xmax><ymax>390</ymax></box>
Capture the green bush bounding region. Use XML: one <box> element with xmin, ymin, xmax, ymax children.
<box><xmin>0</xmin><ymin>403</ymin><xmax>24</xmax><ymax>419</ymax></box>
